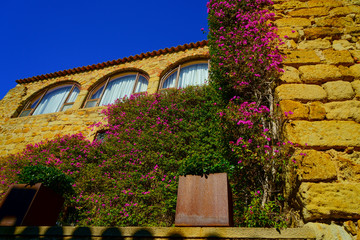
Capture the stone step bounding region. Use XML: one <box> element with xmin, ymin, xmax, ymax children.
<box><xmin>0</xmin><ymin>226</ymin><xmax>316</xmax><ymax>239</ymax></box>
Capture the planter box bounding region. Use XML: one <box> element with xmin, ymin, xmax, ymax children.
<box><xmin>0</xmin><ymin>183</ymin><xmax>64</xmax><ymax>226</ymax></box>
<box><xmin>175</xmin><ymin>173</ymin><xmax>233</xmax><ymax>226</ymax></box>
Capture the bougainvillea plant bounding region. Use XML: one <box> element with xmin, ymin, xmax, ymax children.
<box><xmin>207</xmin><ymin>0</ymin><xmax>291</xmax><ymax>227</ymax></box>
<box><xmin>207</xmin><ymin>0</ymin><xmax>284</xmax><ymax>103</ymax></box>
<box><xmin>0</xmin><ymin>86</ymin><xmax>231</xmax><ymax>226</ymax></box>
<box><xmin>0</xmin><ymin>0</ymin><xmax>292</xmax><ymax>228</ymax></box>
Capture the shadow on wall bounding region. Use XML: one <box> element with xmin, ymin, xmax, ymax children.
<box><xmin>0</xmin><ymin>226</ymin><xmax>186</xmax><ymax>240</ymax></box>
<box><xmin>101</xmin><ymin>227</ymin><xmax>124</xmax><ymax>240</ymax></box>
<box><xmin>0</xmin><ymin>225</ymin><xmax>317</xmax><ymax>239</ymax></box>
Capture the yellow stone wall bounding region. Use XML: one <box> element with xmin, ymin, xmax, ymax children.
<box><xmin>0</xmin><ymin>46</ymin><xmax>209</xmax><ymax>156</ymax></box>
<box><xmin>274</xmin><ymin>0</ymin><xmax>360</xmax><ymax>223</ymax></box>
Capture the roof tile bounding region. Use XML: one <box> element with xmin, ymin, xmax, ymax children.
<box><xmin>16</xmin><ymin>40</ymin><xmax>208</xmax><ymax>84</ymax></box>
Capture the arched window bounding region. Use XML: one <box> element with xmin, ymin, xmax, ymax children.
<box><xmin>19</xmin><ymin>83</ymin><xmax>80</xmax><ymax>117</ymax></box>
<box><xmin>84</xmin><ymin>72</ymin><xmax>148</xmax><ymax>108</ymax></box>
<box><xmin>160</xmin><ymin>60</ymin><xmax>209</xmax><ymax>89</ymax></box>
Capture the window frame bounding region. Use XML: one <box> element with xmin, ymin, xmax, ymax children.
<box><xmin>84</xmin><ymin>72</ymin><xmax>149</xmax><ymax>108</ymax></box>
<box><xmin>159</xmin><ymin>60</ymin><xmax>210</xmax><ymax>90</ymax></box>
<box><xmin>94</xmin><ymin>129</ymin><xmax>108</xmax><ymax>142</ymax></box>
<box><xmin>19</xmin><ymin>83</ymin><xmax>80</xmax><ymax>117</ymax></box>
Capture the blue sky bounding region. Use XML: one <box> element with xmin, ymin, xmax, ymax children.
<box><xmin>0</xmin><ymin>0</ymin><xmax>208</xmax><ymax>100</ymax></box>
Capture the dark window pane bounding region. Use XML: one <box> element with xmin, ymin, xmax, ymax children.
<box><xmin>19</xmin><ymin>110</ymin><xmax>31</xmax><ymax>117</ymax></box>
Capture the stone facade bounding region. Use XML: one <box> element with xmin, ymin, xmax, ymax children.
<box><xmin>274</xmin><ymin>0</ymin><xmax>360</xmax><ymax>231</ymax></box>
<box><xmin>0</xmin><ymin>43</ymin><xmax>209</xmax><ymax>156</ymax></box>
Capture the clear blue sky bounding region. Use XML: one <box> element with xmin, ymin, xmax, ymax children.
<box><xmin>0</xmin><ymin>0</ymin><xmax>208</xmax><ymax>100</ymax></box>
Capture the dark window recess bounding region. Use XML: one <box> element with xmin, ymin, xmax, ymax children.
<box><xmin>95</xmin><ymin>131</ymin><xmax>107</xmax><ymax>142</ymax></box>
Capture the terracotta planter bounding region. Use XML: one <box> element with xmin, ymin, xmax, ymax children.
<box><xmin>0</xmin><ymin>183</ymin><xmax>64</xmax><ymax>226</ymax></box>
<box><xmin>175</xmin><ymin>173</ymin><xmax>233</xmax><ymax>226</ymax></box>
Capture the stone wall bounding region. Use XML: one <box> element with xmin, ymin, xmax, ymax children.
<box><xmin>0</xmin><ymin>45</ymin><xmax>208</xmax><ymax>156</ymax></box>
<box><xmin>274</xmin><ymin>0</ymin><xmax>360</xmax><ymax>229</ymax></box>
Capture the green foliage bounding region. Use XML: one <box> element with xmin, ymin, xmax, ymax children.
<box><xmin>17</xmin><ymin>164</ymin><xmax>74</xmax><ymax>196</ymax></box>
<box><xmin>103</xmin><ymin>86</ymin><xmax>231</xmax><ymax>177</ymax></box>
<box><xmin>74</xmin><ymin>85</ymin><xmax>235</xmax><ymax>226</ymax></box>
<box><xmin>243</xmin><ymin>191</ymin><xmax>287</xmax><ymax>229</ymax></box>
<box><xmin>0</xmin><ymin>83</ymin><xmax>290</xmax><ymax>227</ymax></box>
<box><xmin>0</xmin><ymin>86</ymin><xmax>234</xmax><ymax>226</ymax></box>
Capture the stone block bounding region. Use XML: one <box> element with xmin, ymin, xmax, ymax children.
<box><xmin>280</xmin><ymin>66</ymin><xmax>301</xmax><ymax>83</ymax></box>
<box><xmin>13</xmin><ymin>129</ymin><xmax>23</xmax><ymax>134</ymax></box>
<box><xmin>330</xmin><ymin>150</ymin><xmax>360</xmax><ymax>181</ymax></box>
<box><xmin>298</xmin><ymin>39</ymin><xmax>331</xmax><ymax>50</ymax></box>
<box><xmin>316</xmin><ymin>16</ymin><xmax>354</xmax><ymax>27</ymax></box>
<box><xmin>304</xmin><ymin>27</ymin><xmax>342</xmax><ymax>40</ymax></box>
<box><xmin>289</xmin><ymin>7</ymin><xmax>329</xmax><ymax>17</ymax></box>
<box><xmin>323</xmin><ymin>81</ymin><xmax>355</xmax><ymax>100</ymax></box>
<box><xmin>333</xmin><ymin>40</ymin><xmax>356</xmax><ymax>51</ymax></box>
<box><xmin>279</xmin><ymin>100</ymin><xmax>309</xmax><ymax>119</ymax></box>
<box><xmin>50</xmin><ymin>125</ymin><xmax>65</xmax><ymax>131</ymax></box>
<box><xmin>324</xmin><ymin>100</ymin><xmax>360</xmax><ymax>122</ymax></box>
<box><xmin>350</xmin><ymin>50</ymin><xmax>360</xmax><ymax>62</ymax></box>
<box><xmin>299</xmin><ymin>64</ymin><xmax>342</xmax><ymax>83</ymax></box>
<box><xmin>336</xmin><ymin>149</ymin><xmax>360</xmax><ymax>164</ymax></box>
<box><xmin>147</xmin><ymin>87</ymin><xmax>158</xmax><ymax>94</ymax></box>
<box><xmin>349</xmin><ymin>64</ymin><xmax>360</xmax><ymax>78</ymax></box>
<box><xmin>277</xmin><ymin>27</ymin><xmax>299</xmax><ymax>40</ymax></box>
<box><xmin>5</xmin><ymin>137</ymin><xmax>25</xmax><ymax>145</ymax></box>
<box><xmin>305</xmin><ymin>223</ymin><xmax>354</xmax><ymax>240</ymax></box>
<box><xmin>283</xmin><ymin>50</ymin><xmax>321</xmax><ymax>66</ymax></box>
<box><xmin>352</xmin><ymin>80</ymin><xmax>360</xmax><ymax>96</ymax></box>
<box><xmin>309</xmin><ymin>101</ymin><xmax>326</xmax><ymax>120</ymax></box>
<box><xmin>344</xmin><ymin>221</ymin><xmax>357</xmax><ymax>235</ymax></box>
<box><xmin>308</xmin><ymin>0</ymin><xmax>343</xmax><ymax>8</ymax></box>
<box><xmin>22</xmin><ymin>128</ymin><xmax>30</xmax><ymax>133</ymax></box>
<box><xmin>344</xmin><ymin>26</ymin><xmax>360</xmax><ymax>35</ymax></box>
<box><xmin>273</xmin><ymin>0</ymin><xmax>307</xmax><ymax>10</ymax></box>
<box><xmin>298</xmin><ymin>182</ymin><xmax>360</xmax><ymax>221</ymax></box>
<box><xmin>274</xmin><ymin>18</ymin><xmax>312</xmax><ymax>27</ymax></box>
<box><xmin>276</xmin><ymin>84</ymin><xmax>327</xmax><ymax>101</ymax></box>
<box><xmin>284</xmin><ymin>120</ymin><xmax>360</xmax><ymax>147</ymax></box>
<box><xmin>293</xmin><ymin>149</ymin><xmax>337</xmax><ymax>182</ymax></box>
<box><xmin>283</xmin><ymin>39</ymin><xmax>298</xmax><ymax>50</ymax></box>
<box><xmin>43</xmin><ymin>133</ymin><xmax>55</xmax><ymax>139</ymax></box>
<box><xmin>323</xmin><ymin>49</ymin><xmax>354</xmax><ymax>65</ymax></box>
<box><xmin>330</xmin><ymin>5</ymin><xmax>360</xmax><ymax>16</ymax></box>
